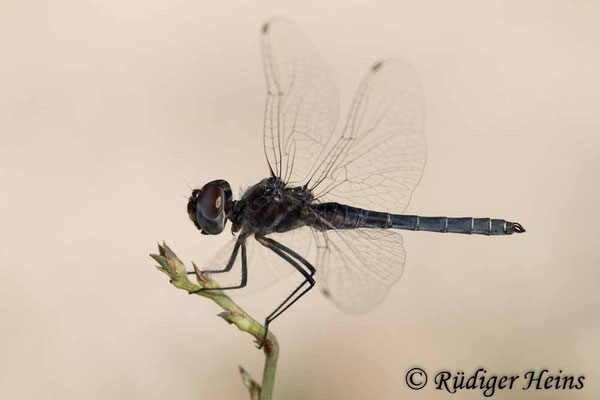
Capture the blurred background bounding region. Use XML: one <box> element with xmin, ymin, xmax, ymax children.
<box><xmin>1</xmin><ymin>0</ymin><xmax>599</xmax><ymax>399</ymax></box>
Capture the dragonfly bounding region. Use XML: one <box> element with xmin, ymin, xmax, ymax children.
<box><xmin>186</xmin><ymin>19</ymin><xmax>525</xmax><ymax>348</ymax></box>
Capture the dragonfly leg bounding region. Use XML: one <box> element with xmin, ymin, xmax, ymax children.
<box><xmin>259</xmin><ymin>236</ymin><xmax>316</xmax><ymax>276</ymax></box>
<box><xmin>187</xmin><ymin>236</ymin><xmax>244</xmax><ymax>275</ymax></box>
<box><xmin>188</xmin><ymin>237</ymin><xmax>248</xmax><ymax>294</ymax></box>
<box><xmin>256</xmin><ymin>236</ymin><xmax>316</xmax><ymax>349</ymax></box>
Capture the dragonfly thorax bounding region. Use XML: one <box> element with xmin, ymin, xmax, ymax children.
<box><xmin>228</xmin><ymin>178</ymin><xmax>314</xmax><ymax>236</ymax></box>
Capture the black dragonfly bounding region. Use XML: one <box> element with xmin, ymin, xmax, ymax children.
<box><xmin>186</xmin><ymin>19</ymin><xmax>525</xmax><ymax>348</ymax></box>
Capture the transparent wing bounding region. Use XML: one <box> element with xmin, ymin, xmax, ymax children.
<box><xmin>315</xmin><ymin>227</ymin><xmax>406</xmax><ymax>313</ymax></box>
<box><xmin>305</xmin><ymin>59</ymin><xmax>424</xmax><ymax>311</ymax></box>
<box><xmin>258</xmin><ymin>26</ymin><xmax>424</xmax><ymax>313</ymax></box>
<box><xmin>308</xmin><ymin>59</ymin><xmax>426</xmax><ymax>214</ymax></box>
<box><xmin>203</xmin><ymin>226</ymin><xmax>404</xmax><ymax>313</ymax></box>
<box><xmin>261</xmin><ymin>18</ymin><xmax>339</xmax><ymax>183</ymax></box>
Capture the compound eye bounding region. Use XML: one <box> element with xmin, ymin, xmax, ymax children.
<box><xmin>199</xmin><ymin>185</ymin><xmax>224</xmax><ymax>220</ymax></box>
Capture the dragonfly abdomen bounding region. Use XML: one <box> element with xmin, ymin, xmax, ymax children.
<box><xmin>390</xmin><ymin>215</ymin><xmax>525</xmax><ymax>235</ymax></box>
<box><xmin>314</xmin><ymin>202</ymin><xmax>525</xmax><ymax>235</ymax></box>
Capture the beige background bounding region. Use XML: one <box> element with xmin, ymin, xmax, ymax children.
<box><xmin>1</xmin><ymin>0</ymin><xmax>599</xmax><ymax>399</ymax></box>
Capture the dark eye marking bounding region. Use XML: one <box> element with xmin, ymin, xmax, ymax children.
<box><xmin>200</xmin><ymin>185</ymin><xmax>224</xmax><ymax>220</ymax></box>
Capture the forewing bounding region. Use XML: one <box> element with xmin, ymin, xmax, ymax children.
<box><xmin>261</xmin><ymin>18</ymin><xmax>339</xmax><ymax>183</ymax></box>
<box><xmin>316</xmin><ymin>227</ymin><xmax>406</xmax><ymax>313</ymax></box>
<box><xmin>309</xmin><ymin>59</ymin><xmax>426</xmax><ymax>213</ymax></box>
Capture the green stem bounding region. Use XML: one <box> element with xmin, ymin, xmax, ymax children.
<box><xmin>150</xmin><ymin>242</ymin><xmax>279</xmax><ymax>400</ymax></box>
<box><xmin>260</xmin><ymin>342</ymin><xmax>279</xmax><ymax>400</ymax></box>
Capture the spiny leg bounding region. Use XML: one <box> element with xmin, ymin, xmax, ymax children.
<box><xmin>188</xmin><ymin>236</ymin><xmax>248</xmax><ymax>294</ymax></box>
<box><xmin>257</xmin><ymin>236</ymin><xmax>315</xmax><ymax>349</ymax></box>
<box><xmin>187</xmin><ymin>237</ymin><xmax>243</xmax><ymax>276</ymax></box>
<box><xmin>261</xmin><ymin>250</ymin><xmax>314</xmax><ymax>347</ymax></box>
<box><xmin>259</xmin><ymin>236</ymin><xmax>316</xmax><ymax>275</ymax></box>
<box><xmin>256</xmin><ymin>237</ymin><xmax>316</xmax><ymax>324</ymax></box>
<box><xmin>257</xmin><ymin>237</ymin><xmax>316</xmax><ymax>313</ymax></box>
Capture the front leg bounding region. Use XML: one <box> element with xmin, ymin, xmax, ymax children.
<box><xmin>187</xmin><ymin>236</ymin><xmax>243</xmax><ymax>275</ymax></box>
<box><xmin>188</xmin><ymin>235</ymin><xmax>248</xmax><ymax>293</ymax></box>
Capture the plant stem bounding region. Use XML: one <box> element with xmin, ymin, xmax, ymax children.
<box><xmin>150</xmin><ymin>242</ymin><xmax>279</xmax><ymax>400</ymax></box>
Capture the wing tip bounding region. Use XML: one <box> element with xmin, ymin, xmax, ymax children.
<box><xmin>371</xmin><ymin>59</ymin><xmax>400</xmax><ymax>72</ymax></box>
<box><xmin>261</xmin><ymin>22</ymin><xmax>270</xmax><ymax>34</ymax></box>
<box><xmin>371</xmin><ymin>60</ymin><xmax>384</xmax><ymax>72</ymax></box>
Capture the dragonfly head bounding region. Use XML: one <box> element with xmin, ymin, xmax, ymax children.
<box><xmin>187</xmin><ymin>180</ymin><xmax>232</xmax><ymax>235</ymax></box>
